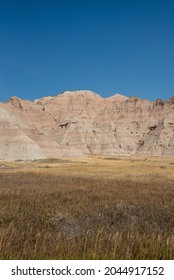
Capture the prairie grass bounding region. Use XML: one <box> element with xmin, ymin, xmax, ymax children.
<box><xmin>0</xmin><ymin>156</ymin><xmax>174</xmax><ymax>259</ymax></box>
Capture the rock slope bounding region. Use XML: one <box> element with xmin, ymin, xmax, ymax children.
<box><xmin>0</xmin><ymin>90</ymin><xmax>174</xmax><ymax>160</ymax></box>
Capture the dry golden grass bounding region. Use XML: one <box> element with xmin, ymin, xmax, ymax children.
<box><xmin>0</xmin><ymin>156</ymin><xmax>174</xmax><ymax>259</ymax></box>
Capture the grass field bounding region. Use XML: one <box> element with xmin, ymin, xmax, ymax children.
<box><xmin>0</xmin><ymin>156</ymin><xmax>174</xmax><ymax>259</ymax></box>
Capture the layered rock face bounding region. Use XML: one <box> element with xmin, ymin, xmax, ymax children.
<box><xmin>0</xmin><ymin>90</ymin><xmax>174</xmax><ymax>160</ymax></box>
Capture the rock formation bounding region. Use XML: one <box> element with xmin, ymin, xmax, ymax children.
<box><xmin>0</xmin><ymin>90</ymin><xmax>174</xmax><ymax>160</ymax></box>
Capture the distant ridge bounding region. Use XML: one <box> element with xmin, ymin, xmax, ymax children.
<box><xmin>0</xmin><ymin>90</ymin><xmax>174</xmax><ymax>161</ymax></box>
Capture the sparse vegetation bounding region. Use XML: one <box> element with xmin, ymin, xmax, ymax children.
<box><xmin>0</xmin><ymin>156</ymin><xmax>174</xmax><ymax>259</ymax></box>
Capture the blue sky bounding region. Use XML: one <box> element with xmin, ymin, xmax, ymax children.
<box><xmin>0</xmin><ymin>0</ymin><xmax>174</xmax><ymax>102</ymax></box>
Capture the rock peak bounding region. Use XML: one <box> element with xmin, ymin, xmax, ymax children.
<box><xmin>57</xmin><ymin>90</ymin><xmax>102</xmax><ymax>98</ymax></box>
<box><xmin>7</xmin><ymin>96</ymin><xmax>23</xmax><ymax>109</ymax></box>
<box><xmin>8</xmin><ymin>96</ymin><xmax>21</xmax><ymax>101</ymax></box>
<box><xmin>107</xmin><ymin>93</ymin><xmax>128</xmax><ymax>101</ymax></box>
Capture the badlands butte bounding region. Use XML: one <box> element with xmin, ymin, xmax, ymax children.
<box><xmin>0</xmin><ymin>90</ymin><xmax>174</xmax><ymax>161</ymax></box>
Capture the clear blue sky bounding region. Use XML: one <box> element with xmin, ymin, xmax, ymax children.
<box><xmin>0</xmin><ymin>0</ymin><xmax>174</xmax><ymax>102</ymax></box>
